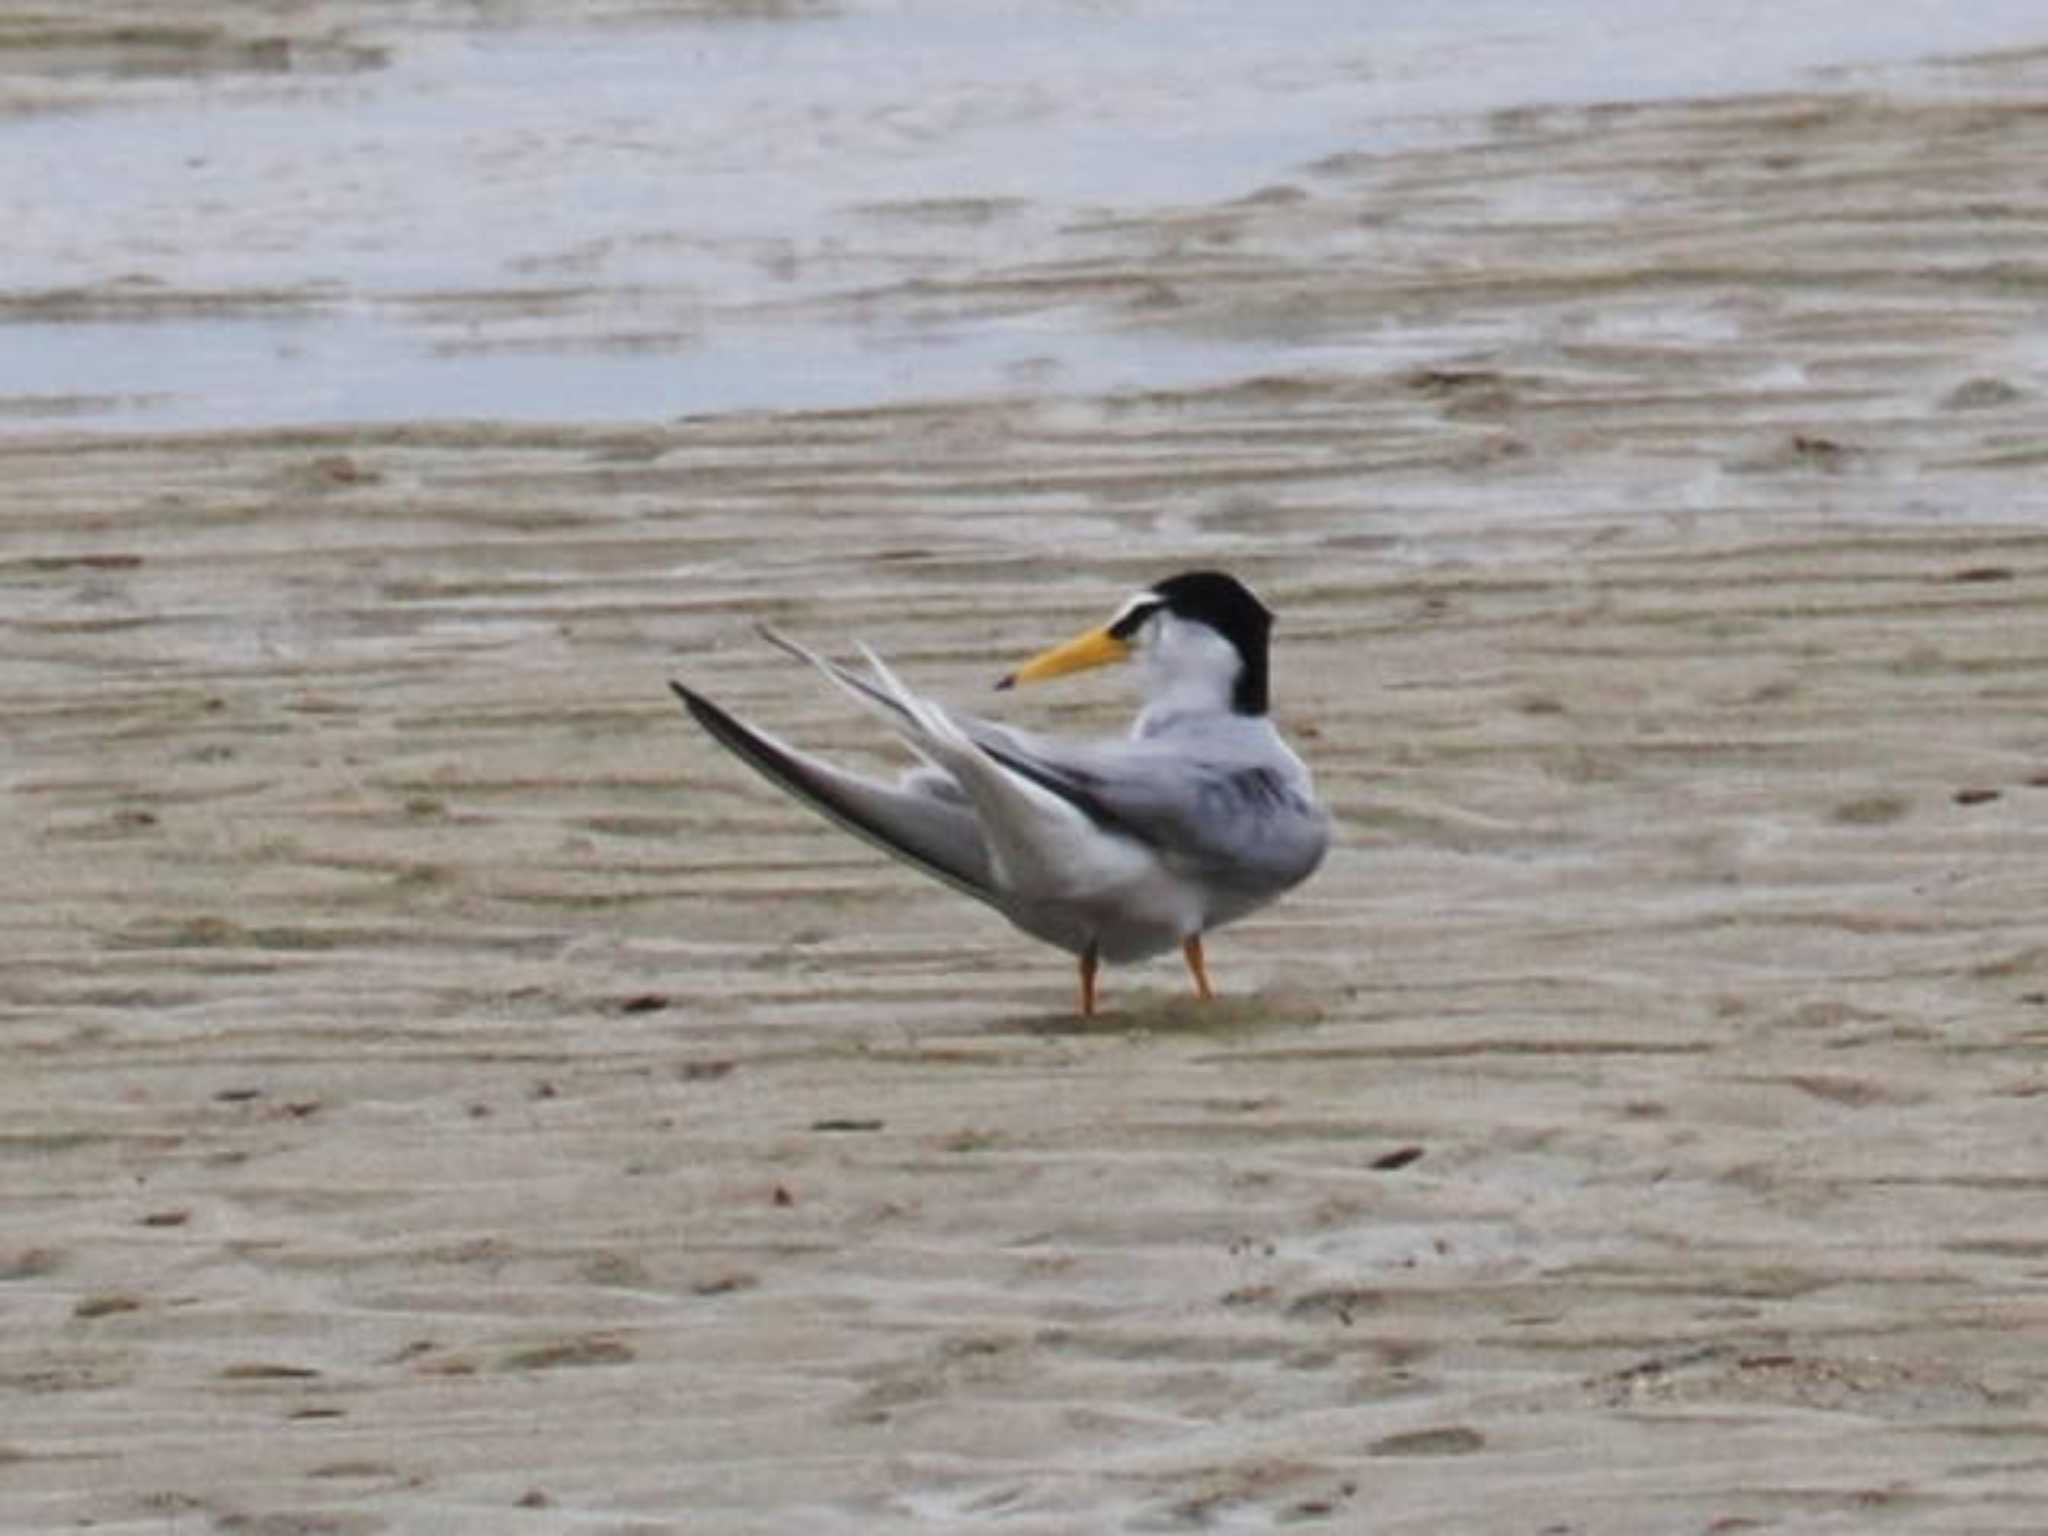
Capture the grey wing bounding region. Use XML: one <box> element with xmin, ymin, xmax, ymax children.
<box><xmin>731</xmin><ymin>626</ymin><xmax>1323</xmax><ymax>887</ymax></box>
<box><xmin>670</xmin><ymin>682</ymin><xmax>1000</xmax><ymax>907</ymax></box>
<box><xmin>963</xmin><ymin>725</ymin><xmax>1329</xmax><ymax>888</ymax></box>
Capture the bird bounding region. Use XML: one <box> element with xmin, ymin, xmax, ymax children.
<box><xmin>669</xmin><ymin>570</ymin><xmax>1329</xmax><ymax>1016</ymax></box>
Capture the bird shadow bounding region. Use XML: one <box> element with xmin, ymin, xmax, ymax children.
<box><xmin>987</xmin><ymin>988</ymin><xmax>1331</xmax><ymax>1039</ymax></box>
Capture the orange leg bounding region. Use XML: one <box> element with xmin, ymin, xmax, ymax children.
<box><xmin>1182</xmin><ymin>934</ymin><xmax>1214</xmax><ymax>1001</ymax></box>
<box><xmin>1078</xmin><ymin>944</ymin><xmax>1100</xmax><ymax>1017</ymax></box>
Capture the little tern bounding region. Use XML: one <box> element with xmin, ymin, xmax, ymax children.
<box><xmin>671</xmin><ymin>571</ymin><xmax>1328</xmax><ymax>1015</ymax></box>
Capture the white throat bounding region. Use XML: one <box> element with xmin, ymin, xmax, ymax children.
<box><xmin>1132</xmin><ymin>611</ymin><xmax>1242</xmax><ymax>730</ymax></box>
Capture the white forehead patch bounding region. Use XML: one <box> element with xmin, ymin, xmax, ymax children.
<box><xmin>1107</xmin><ymin>590</ymin><xmax>1166</xmax><ymax>640</ymax></box>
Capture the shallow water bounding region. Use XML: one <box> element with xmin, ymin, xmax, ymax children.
<box><xmin>5</xmin><ymin>0</ymin><xmax>2047</xmax><ymax>433</ymax></box>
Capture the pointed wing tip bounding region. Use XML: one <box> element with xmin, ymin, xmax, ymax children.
<box><xmin>669</xmin><ymin>679</ymin><xmax>722</xmax><ymax>728</ymax></box>
<box><xmin>755</xmin><ymin>621</ymin><xmax>802</xmax><ymax>658</ymax></box>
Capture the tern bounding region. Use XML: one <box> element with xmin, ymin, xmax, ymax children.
<box><xmin>671</xmin><ymin>571</ymin><xmax>1328</xmax><ymax>1015</ymax></box>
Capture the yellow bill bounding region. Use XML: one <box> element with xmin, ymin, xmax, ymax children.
<box><xmin>996</xmin><ymin>625</ymin><xmax>1130</xmax><ymax>690</ymax></box>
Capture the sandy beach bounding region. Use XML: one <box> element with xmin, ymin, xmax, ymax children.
<box><xmin>7</xmin><ymin>6</ymin><xmax>2048</xmax><ymax>1532</ymax></box>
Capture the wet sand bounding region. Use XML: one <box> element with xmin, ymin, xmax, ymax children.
<box><xmin>8</xmin><ymin>10</ymin><xmax>2048</xmax><ymax>1534</ymax></box>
